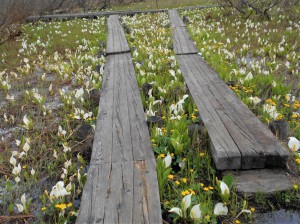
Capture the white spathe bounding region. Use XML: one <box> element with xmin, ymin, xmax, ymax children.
<box><xmin>219</xmin><ymin>181</ymin><xmax>229</xmax><ymax>195</ymax></box>
<box><xmin>163</xmin><ymin>153</ymin><xmax>172</xmax><ymax>168</ymax></box>
<box><xmin>190</xmin><ymin>204</ymin><xmax>202</xmax><ymax>219</ymax></box>
<box><xmin>214</xmin><ymin>202</ymin><xmax>228</xmax><ymax>216</ymax></box>
<box><xmin>169</xmin><ymin>207</ymin><xmax>182</xmax><ymax>217</ymax></box>
<box><xmin>182</xmin><ymin>193</ymin><xmax>192</xmax><ymax>211</ymax></box>
<box><xmin>288</xmin><ymin>137</ymin><xmax>300</xmax><ymax>151</ymax></box>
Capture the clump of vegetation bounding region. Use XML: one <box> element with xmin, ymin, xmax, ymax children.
<box><xmin>0</xmin><ymin>17</ymin><xmax>106</xmax><ymax>223</ymax></box>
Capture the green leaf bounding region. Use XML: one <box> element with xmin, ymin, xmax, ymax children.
<box><xmin>6</xmin><ymin>180</ymin><xmax>13</xmax><ymax>192</ymax></box>
<box><xmin>222</xmin><ymin>174</ymin><xmax>234</xmax><ymax>190</ymax></box>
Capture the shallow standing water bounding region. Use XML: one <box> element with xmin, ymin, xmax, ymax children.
<box><xmin>255</xmin><ymin>209</ymin><xmax>300</xmax><ymax>224</ymax></box>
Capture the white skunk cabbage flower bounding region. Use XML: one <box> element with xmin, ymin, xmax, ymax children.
<box><xmin>163</xmin><ymin>153</ymin><xmax>172</xmax><ymax>168</ymax></box>
<box><xmin>214</xmin><ymin>202</ymin><xmax>228</xmax><ymax>216</ymax></box>
<box><xmin>288</xmin><ymin>137</ymin><xmax>300</xmax><ymax>151</ymax></box>
<box><xmin>190</xmin><ymin>204</ymin><xmax>202</xmax><ymax>220</ymax></box>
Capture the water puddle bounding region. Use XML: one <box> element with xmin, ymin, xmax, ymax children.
<box><xmin>255</xmin><ymin>209</ymin><xmax>300</xmax><ymax>224</ymax></box>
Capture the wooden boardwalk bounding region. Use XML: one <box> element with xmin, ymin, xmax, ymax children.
<box><xmin>168</xmin><ymin>10</ymin><xmax>290</xmax><ymax>170</ymax></box>
<box><xmin>77</xmin><ymin>15</ymin><xmax>162</xmax><ymax>224</ymax></box>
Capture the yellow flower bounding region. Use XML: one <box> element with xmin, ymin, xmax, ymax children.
<box><xmin>194</xmin><ymin>108</ymin><xmax>198</xmax><ymax>112</ymax></box>
<box><xmin>182</xmin><ymin>158</ymin><xmax>187</xmax><ymax>162</ymax></box>
<box><xmin>292</xmin><ymin>114</ymin><xmax>298</xmax><ymax>119</ymax></box>
<box><xmin>275</xmin><ymin>114</ymin><xmax>284</xmax><ymax>121</ymax></box>
<box><xmin>171</xmin><ymin>153</ymin><xmax>174</xmax><ymax>157</ymax></box>
<box><xmin>205</xmin><ymin>215</ymin><xmax>210</xmax><ymax>221</ymax></box>
<box><xmin>165</xmin><ymin>201</ymin><xmax>170</xmax><ymax>205</ymax></box>
<box><xmin>67</xmin><ymin>203</ymin><xmax>73</xmax><ymax>207</ymax></box>
<box><xmin>199</xmin><ymin>152</ymin><xmax>205</xmax><ymax>157</ymax></box>
<box><xmin>209</xmin><ymin>186</ymin><xmax>214</xmax><ymax>190</ymax></box>
<box><xmin>168</xmin><ymin>175</ymin><xmax>174</xmax><ymax>180</ymax></box>
<box><xmin>235</xmin><ymin>220</ymin><xmax>241</xmax><ymax>224</ymax></box>
<box><xmin>22</xmin><ymin>165</ymin><xmax>27</xmax><ymax>169</ymax></box>
<box><xmin>162</xmin><ymin>116</ymin><xmax>166</xmax><ymax>119</ymax></box>
<box><xmin>158</xmin><ymin>154</ymin><xmax>165</xmax><ymax>158</ymax></box>
<box><xmin>41</xmin><ymin>207</ymin><xmax>47</xmax><ymax>211</ymax></box>
<box><xmin>295</xmin><ymin>158</ymin><xmax>300</xmax><ymax>164</ymax></box>
<box><xmin>189</xmin><ymin>189</ymin><xmax>196</xmax><ymax>195</ymax></box>
<box><xmin>265</xmin><ymin>118</ymin><xmax>270</xmax><ymax>123</ymax></box>
<box><xmin>284</xmin><ymin>103</ymin><xmax>290</xmax><ymax>107</ymax></box>
<box><xmin>55</xmin><ymin>203</ymin><xmax>67</xmax><ymax>210</ymax></box>
<box><xmin>251</xmin><ymin>207</ymin><xmax>255</xmax><ymax>212</ymax></box>
<box><xmin>151</xmin><ymin>139</ymin><xmax>155</xmax><ymax>143</ymax></box>
<box><xmin>192</xmin><ymin>114</ymin><xmax>197</xmax><ymax>120</ymax></box>
<box><xmin>175</xmin><ymin>180</ymin><xmax>180</xmax><ymax>185</ymax></box>
<box><xmin>190</xmin><ymin>169</ymin><xmax>194</xmax><ymax>173</ymax></box>
<box><xmin>181</xmin><ymin>190</ymin><xmax>190</xmax><ymax>196</ymax></box>
<box><xmin>204</xmin><ymin>187</ymin><xmax>209</xmax><ymax>191</ymax></box>
<box><xmin>182</xmin><ymin>178</ymin><xmax>187</xmax><ymax>183</ymax></box>
<box><xmin>293</xmin><ymin>184</ymin><xmax>299</xmax><ymax>190</ymax></box>
<box><xmin>200</xmin><ymin>183</ymin><xmax>204</xmax><ymax>187</ymax></box>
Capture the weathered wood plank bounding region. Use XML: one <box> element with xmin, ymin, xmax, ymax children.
<box><xmin>217</xmin><ymin>82</ymin><xmax>290</xmax><ymax>167</ymax></box>
<box><xmin>170</xmin><ymin>12</ymin><xmax>290</xmax><ymax>170</ymax></box>
<box><xmin>225</xmin><ymin>169</ymin><xmax>292</xmax><ymax>197</ymax></box>
<box><xmin>107</xmin><ymin>15</ymin><xmax>130</xmax><ymax>54</ymax></box>
<box><xmin>168</xmin><ymin>9</ymin><xmax>186</xmax><ymax>27</ymax></box>
<box><xmin>171</xmin><ymin>26</ymin><xmax>198</xmax><ymax>55</ymax></box>
<box><xmin>90</xmin><ymin>54</ymin><xmax>155</xmax><ymax>164</ymax></box>
<box><xmin>177</xmin><ymin>54</ymin><xmax>222</xmax><ymax>86</ymax></box>
<box><xmin>26</xmin><ymin>5</ymin><xmax>218</xmax><ymax>22</ymax></box>
<box><xmin>77</xmin><ymin>160</ymin><xmax>162</xmax><ymax>224</ymax></box>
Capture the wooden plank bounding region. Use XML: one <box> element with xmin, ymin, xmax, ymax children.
<box><xmin>168</xmin><ymin>9</ymin><xmax>185</xmax><ymax>27</ymax></box>
<box><xmin>77</xmin><ymin>160</ymin><xmax>162</xmax><ymax>224</ymax></box>
<box><xmin>171</xmin><ymin>26</ymin><xmax>198</xmax><ymax>55</ymax></box>
<box><xmin>26</xmin><ymin>5</ymin><xmax>218</xmax><ymax>22</ymax></box>
<box><xmin>90</xmin><ymin>54</ymin><xmax>154</xmax><ymax>164</ymax></box>
<box><xmin>177</xmin><ymin>54</ymin><xmax>222</xmax><ymax>86</ymax></box>
<box><xmin>107</xmin><ymin>15</ymin><xmax>130</xmax><ymax>54</ymax></box>
<box><xmin>224</xmin><ymin>169</ymin><xmax>292</xmax><ymax>197</ymax></box>
<box><xmin>216</xmin><ymin>82</ymin><xmax>290</xmax><ymax>167</ymax></box>
<box><xmin>168</xmin><ymin>10</ymin><xmax>198</xmax><ymax>55</ymax></box>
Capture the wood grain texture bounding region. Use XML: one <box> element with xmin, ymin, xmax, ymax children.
<box><xmin>170</xmin><ymin>11</ymin><xmax>290</xmax><ymax>170</ymax></box>
<box><xmin>107</xmin><ymin>15</ymin><xmax>130</xmax><ymax>54</ymax></box>
<box><xmin>77</xmin><ymin>160</ymin><xmax>162</xmax><ymax>224</ymax></box>
<box><xmin>90</xmin><ymin>53</ymin><xmax>155</xmax><ymax>164</ymax></box>
<box><xmin>168</xmin><ymin>9</ymin><xmax>186</xmax><ymax>27</ymax></box>
<box><xmin>78</xmin><ymin>16</ymin><xmax>161</xmax><ymax>223</ymax></box>
<box><xmin>171</xmin><ymin>26</ymin><xmax>198</xmax><ymax>55</ymax></box>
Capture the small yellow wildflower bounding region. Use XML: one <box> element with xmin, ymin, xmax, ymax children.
<box><xmin>182</xmin><ymin>158</ymin><xmax>187</xmax><ymax>162</ymax></box>
<box><xmin>22</xmin><ymin>165</ymin><xmax>27</xmax><ymax>169</ymax></box>
<box><xmin>251</xmin><ymin>207</ymin><xmax>255</xmax><ymax>212</ymax></box>
<box><xmin>175</xmin><ymin>180</ymin><xmax>180</xmax><ymax>185</ymax></box>
<box><xmin>200</xmin><ymin>183</ymin><xmax>204</xmax><ymax>187</ymax></box>
<box><xmin>293</xmin><ymin>184</ymin><xmax>299</xmax><ymax>190</ymax></box>
<box><xmin>168</xmin><ymin>175</ymin><xmax>174</xmax><ymax>180</ymax></box>
<box><xmin>171</xmin><ymin>153</ymin><xmax>174</xmax><ymax>157</ymax></box>
<box><xmin>189</xmin><ymin>189</ymin><xmax>196</xmax><ymax>195</ymax></box>
<box><xmin>181</xmin><ymin>190</ymin><xmax>190</xmax><ymax>196</ymax></box>
<box><xmin>41</xmin><ymin>207</ymin><xmax>47</xmax><ymax>211</ymax></box>
<box><xmin>209</xmin><ymin>186</ymin><xmax>214</xmax><ymax>190</ymax></box>
<box><xmin>204</xmin><ymin>187</ymin><xmax>209</xmax><ymax>191</ymax></box>
<box><xmin>275</xmin><ymin>114</ymin><xmax>284</xmax><ymax>121</ymax></box>
<box><xmin>292</xmin><ymin>114</ymin><xmax>299</xmax><ymax>119</ymax></box>
<box><xmin>235</xmin><ymin>220</ymin><xmax>241</xmax><ymax>224</ymax></box>
<box><xmin>165</xmin><ymin>201</ymin><xmax>170</xmax><ymax>205</ymax></box>
<box><xmin>151</xmin><ymin>139</ymin><xmax>155</xmax><ymax>143</ymax></box>
<box><xmin>55</xmin><ymin>203</ymin><xmax>67</xmax><ymax>210</ymax></box>
<box><xmin>182</xmin><ymin>178</ymin><xmax>187</xmax><ymax>183</ymax></box>
<box><xmin>190</xmin><ymin>169</ymin><xmax>194</xmax><ymax>173</ymax></box>
<box><xmin>295</xmin><ymin>158</ymin><xmax>300</xmax><ymax>164</ymax></box>
<box><xmin>265</xmin><ymin>118</ymin><xmax>270</xmax><ymax>123</ymax></box>
<box><xmin>194</xmin><ymin>108</ymin><xmax>198</xmax><ymax>112</ymax></box>
<box><xmin>67</xmin><ymin>203</ymin><xmax>73</xmax><ymax>207</ymax></box>
<box><xmin>162</xmin><ymin>116</ymin><xmax>166</xmax><ymax>119</ymax></box>
<box><xmin>192</xmin><ymin>114</ymin><xmax>197</xmax><ymax>120</ymax></box>
<box><xmin>283</xmin><ymin>103</ymin><xmax>290</xmax><ymax>107</ymax></box>
<box><xmin>205</xmin><ymin>215</ymin><xmax>210</xmax><ymax>221</ymax></box>
<box><xmin>199</xmin><ymin>152</ymin><xmax>205</xmax><ymax>157</ymax></box>
<box><xmin>158</xmin><ymin>154</ymin><xmax>165</xmax><ymax>158</ymax></box>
